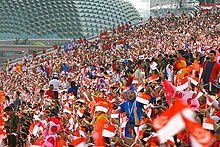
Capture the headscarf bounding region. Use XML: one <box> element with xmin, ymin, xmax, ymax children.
<box><xmin>120</xmin><ymin>85</ymin><xmax>143</xmax><ymax>124</ymax></box>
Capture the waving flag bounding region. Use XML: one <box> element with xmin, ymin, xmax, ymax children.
<box><xmin>136</xmin><ymin>83</ymin><xmax>144</xmax><ymax>92</ymax></box>
<box><xmin>162</xmin><ymin>79</ymin><xmax>176</xmax><ymax>106</ymax></box>
<box><xmin>95</xmin><ymin>101</ymin><xmax>109</xmax><ymax>113</ymax></box>
<box><xmin>175</xmin><ymin>68</ymin><xmax>190</xmax><ymax>91</ymax></box>
<box><xmin>203</xmin><ymin>92</ymin><xmax>219</xmax><ymax>108</ymax></box>
<box><xmin>150</xmin><ymin>61</ymin><xmax>158</xmax><ymax>70</ymax></box>
<box><xmin>146</xmin><ymin>74</ymin><xmax>159</xmax><ymax>83</ymax></box>
<box><xmin>71</xmin><ymin>137</ymin><xmax>86</xmax><ymax>147</ymax></box>
<box><xmin>184</xmin><ymin>117</ymin><xmax>215</xmax><ymax>147</ymax></box>
<box><xmin>102</xmin><ymin>123</ymin><xmax>115</xmax><ymax>137</ymax></box>
<box><xmin>136</xmin><ymin>118</ymin><xmax>149</xmax><ymax>140</ymax></box>
<box><xmin>111</xmin><ymin>109</ymin><xmax>119</xmax><ymax>118</ymax></box>
<box><xmin>152</xmin><ymin>99</ymin><xmax>195</xmax><ymax>143</ymax></box>
<box><xmin>187</xmin><ymin>60</ymin><xmax>201</xmax><ymax>73</ymax></box>
<box><xmin>77</xmin><ymin>108</ymin><xmax>84</xmax><ymax>117</ymax></box>
<box><xmin>49</xmin><ymin>117</ymin><xmax>62</xmax><ymax>134</ymax></box>
<box><xmin>136</xmin><ymin>92</ymin><xmax>151</xmax><ymax>105</ymax></box>
<box><xmin>144</xmin><ymin>104</ymin><xmax>153</xmax><ymax>118</ymax></box>
<box><xmin>200</xmin><ymin>4</ymin><xmax>214</xmax><ymax>10</ymax></box>
<box><xmin>189</xmin><ymin>76</ymin><xmax>199</xmax><ymax>86</ymax></box>
<box><xmin>42</xmin><ymin>135</ymin><xmax>57</xmax><ymax>147</ymax></box>
<box><xmin>202</xmin><ymin>118</ymin><xmax>215</xmax><ymax>130</ymax></box>
<box><xmin>120</xmin><ymin>112</ymin><xmax>129</xmax><ymax>128</ymax></box>
<box><xmin>176</xmin><ymin>77</ymin><xmax>189</xmax><ymax>91</ymax></box>
<box><xmin>132</xmin><ymin>77</ymin><xmax>139</xmax><ymax>84</ymax></box>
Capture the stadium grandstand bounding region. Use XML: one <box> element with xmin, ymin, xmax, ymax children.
<box><xmin>150</xmin><ymin>0</ymin><xmax>220</xmax><ymax>17</ymax></box>
<box><xmin>0</xmin><ymin>0</ymin><xmax>220</xmax><ymax>146</ymax></box>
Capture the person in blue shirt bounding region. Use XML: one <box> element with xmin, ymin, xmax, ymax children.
<box><xmin>61</xmin><ymin>63</ymin><xmax>69</xmax><ymax>73</ymax></box>
<box><xmin>68</xmin><ymin>81</ymin><xmax>79</xmax><ymax>98</ymax></box>
<box><xmin>119</xmin><ymin>86</ymin><xmax>143</xmax><ymax>138</ymax></box>
<box><xmin>14</xmin><ymin>91</ymin><xmax>21</xmax><ymax>112</ymax></box>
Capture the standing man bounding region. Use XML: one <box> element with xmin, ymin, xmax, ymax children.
<box><xmin>4</xmin><ymin>106</ymin><xmax>21</xmax><ymax>147</ymax></box>
<box><xmin>14</xmin><ymin>91</ymin><xmax>21</xmax><ymax>112</ymax></box>
<box><xmin>45</xmin><ymin>85</ymin><xmax>55</xmax><ymax>99</ymax></box>
<box><xmin>49</xmin><ymin>72</ymin><xmax>60</xmax><ymax>100</ymax></box>
<box><xmin>66</xmin><ymin>77</ymin><xmax>72</xmax><ymax>91</ymax></box>
<box><xmin>202</xmin><ymin>50</ymin><xmax>220</xmax><ymax>94</ymax></box>
<box><xmin>135</xmin><ymin>60</ymin><xmax>146</xmax><ymax>83</ymax></box>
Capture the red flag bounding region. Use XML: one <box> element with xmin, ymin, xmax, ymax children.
<box><xmin>77</xmin><ymin>108</ymin><xmax>84</xmax><ymax>117</ymax></box>
<box><xmin>202</xmin><ymin>118</ymin><xmax>215</xmax><ymax>130</ymax></box>
<box><xmin>161</xmin><ymin>79</ymin><xmax>176</xmax><ymax>106</ymax></box>
<box><xmin>137</xmin><ymin>118</ymin><xmax>149</xmax><ymax>140</ymax></box>
<box><xmin>136</xmin><ymin>83</ymin><xmax>144</xmax><ymax>92</ymax></box>
<box><xmin>111</xmin><ymin>109</ymin><xmax>119</xmax><ymax>118</ymax></box>
<box><xmin>71</xmin><ymin>137</ymin><xmax>85</xmax><ymax>147</ymax></box>
<box><xmin>189</xmin><ymin>76</ymin><xmax>199</xmax><ymax>86</ymax></box>
<box><xmin>120</xmin><ymin>112</ymin><xmax>129</xmax><ymax>128</ymax></box>
<box><xmin>95</xmin><ymin>101</ymin><xmax>109</xmax><ymax>113</ymax></box>
<box><xmin>146</xmin><ymin>74</ymin><xmax>159</xmax><ymax>83</ymax></box>
<box><xmin>144</xmin><ymin>104</ymin><xmax>152</xmax><ymax>118</ymax></box>
<box><xmin>132</xmin><ymin>77</ymin><xmax>139</xmax><ymax>84</ymax></box>
<box><xmin>152</xmin><ymin>99</ymin><xmax>195</xmax><ymax>143</ymax></box>
<box><xmin>183</xmin><ymin>117</ymin><xmax>215</xmax><ymax>147</ymax></box>
<box><xmin>102</xmin><ymin>123</ymin><xmax>115</xmax><ymax>137</ymax></box>
<box><xmin>49</xmin><ymin>117</ymin><xmax>62</xmax><ymax>134</ymax></box>
<box><xmin>136</xmin><ymin>92</ymin><xmax>151</xmax><ymax>105</ymax></box>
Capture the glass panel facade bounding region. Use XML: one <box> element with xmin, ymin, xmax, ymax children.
<box><xmin>0</xmin><ymin>0</ymin><xmax>140</xmax><ymax>39</ymax></box>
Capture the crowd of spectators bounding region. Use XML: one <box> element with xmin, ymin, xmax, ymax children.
<box><xmin>0</xmin><ymin>10</ymin><xmax>220</xmax><ymax>147</ymax></box>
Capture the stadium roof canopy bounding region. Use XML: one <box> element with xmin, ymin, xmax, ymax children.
<box><xmin>0</xmin><ymin>0</ymin><xmax>140</xmax><ymax>40</ymax></box>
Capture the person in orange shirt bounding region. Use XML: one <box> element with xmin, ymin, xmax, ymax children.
<box><xmin>92</xmin><ymin>102</ymin><xmax>110</xmax><ymax>147</ymax></box>
<box><xmin>173</xmin><ymin>50</ymin><xmax>187</xmax><ymax>71</ymax></box>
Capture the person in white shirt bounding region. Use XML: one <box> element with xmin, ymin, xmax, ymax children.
<box><xmin>49</xmin><ymin>72</ymin><xmax>60</xmax><ymax>100</ymax></box>
<box><xmin>165</xmin><ymin>58</ymin><xmax>175</xmax><ymax>82</ymax></box>
<box><xmin>135</xmin><ymin>60</ymin><xmax>146</xmax><ymax>83</ymax></box>
<box><xmin>22</xmin><ymin>63</ymin><xmax>27</xmax><ymax>73</ymax></box>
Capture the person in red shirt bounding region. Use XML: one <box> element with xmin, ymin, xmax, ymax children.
<box><xmin>53</xmin><ymin>43</ymin><xmax>59</xmax><ymax>50</ymax></box>
<box><xmin>121</xmin><ymin>23</ymin><xmax>125</xmax><ymax>32</ymax></box>
<box><xmin>125</xmin><ymin>22</ymin><xmax>129</xmax><ymax>30</ymax></box>
<box><xmin>117</xmin><ymin>24</ymin><xmax>121</xmax><ymax>32</ymax></box>
<box><xmin>78</xmin><ymin>37</ymin><xmax>83</xmax><ymax>44</ymax></box>
<box><xmin>104</xmin><ymin>43</ymin><xmax>110</xmax><ymax>50</ymax></box>
<box><xmin>83</xmin><ymin>36</ymin><xmax>87</xmax><ymax>43</ymax></box>
<box><xmin>125</xmin><ymin>69</ymin><xmax>134</xmax><ymax>87</ymax></box>
<box><xmin>42</xmin><ymin>48</ymin><xmax>46</xmax><ymax>54</ymax></box>
<box><xmin>45</xmin><ymin>84</ymin><xmax>55</xmax><ymax>99</ymax></box>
